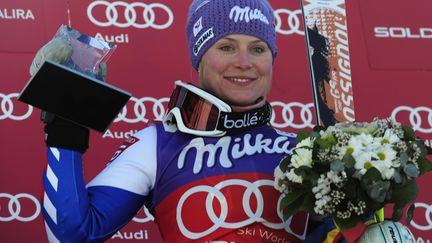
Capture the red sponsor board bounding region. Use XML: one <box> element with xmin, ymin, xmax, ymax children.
<box><xmin>359</xmin><ymin>0</ymin><xmax>432</xmax><ymax>70</ymax></box>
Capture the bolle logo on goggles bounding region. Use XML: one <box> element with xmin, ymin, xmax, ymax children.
<box><xmin>223</xmin><ymin>113</ymin><xmax>258</xmax><ymax>129</ymax></box>
<box><xmin>229</xmin><ymin>5</ymin><xmax>269</xmax><ymax>25</ymax></box>
<box><xmin>193</xmin><ymin>28</ymin><xmax>214</xmax><ymax>55</ymax></box>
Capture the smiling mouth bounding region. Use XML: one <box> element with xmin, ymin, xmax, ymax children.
<box><xmin>225</xmin><ymin>77</ymin><xmax>256</xmax><ymax>83</ymax></box>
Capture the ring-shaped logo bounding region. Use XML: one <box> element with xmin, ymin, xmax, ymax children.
<box><xmin>391</xmin><ymin>106</ymin><xmax>432</xmax><ymax>133</ymax></box>
<box><xmin>270</xmin><ymin>101</ymin><xmax>314</xmax><ymax>129</ymax></box>
<box><xmin>0</xmin><ymin>193</ymin><xmax>41</xmax><ymax>222</ymax></box>
<box><xmin>176</xmin><ymin>179</ymin><xmax>284</xmax><ymax>239</ymax></box>
<box><xmin>0</xmin><ymin>93</ymin><xmax>33</xmax><ymax>121</ymax></box>
<box><xmin>274</xmin><ymin>8</ymin><xmax>304</xmax><ymax>35</ymax></box>
<box><xmin>132</xmin><ymin>206</ymin><xmax>155</xmax><ymax>223</ymax></box>
<box><xmin>87</xmin><ymin>1</ymin><xmax>174</xmax><ymax>29</ymax></box>
<box><xmin>114</xmin><ymin>97</ymin><xmax>169</xmax><ymax>123</ymax></box>
<box><xmin>410</xmin><ymin>202</ymin><xmax>432</xmax><ymax>231</ymax></box>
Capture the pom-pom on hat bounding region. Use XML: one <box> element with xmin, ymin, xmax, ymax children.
<box><xmin>186</xmin><ymin>0</ymin><xmax>277</xmax><ymax>70</ymax></box>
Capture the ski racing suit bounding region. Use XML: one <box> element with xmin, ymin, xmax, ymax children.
<box><xmin>42</xmin><ymin>122</ymin><xmax>309</xmax><ymax>242</ymax></box>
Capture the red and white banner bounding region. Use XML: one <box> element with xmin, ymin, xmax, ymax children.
<box><xmin>0</xmin><ymin>0</ymin><xmax>431</xmax><ymax>242</ymax></box>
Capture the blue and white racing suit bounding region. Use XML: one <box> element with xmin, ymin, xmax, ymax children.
<box><xmin>42</xmin><ymin>123</ymin><xmax>309</xmax><ymax>242</ymax></box>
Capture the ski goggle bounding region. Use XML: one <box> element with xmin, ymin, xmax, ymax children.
<box><xmin>164</xmin><ymin>80</ymin><xmax>272</xmax><ymax>137</ymax></box>
<box><xmin>165</xmin><ymin>80</ymin><xmax>231</xmax><ymax>137</ymax></box>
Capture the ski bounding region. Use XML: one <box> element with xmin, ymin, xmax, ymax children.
<box><xmin>300</xmin><ymin>0</ymin><xmax>355</xmax><ymax>127</ymax></box>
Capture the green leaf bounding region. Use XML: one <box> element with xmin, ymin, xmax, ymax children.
<box><xmin>342</xmin><ymin>178</ymin><xmax>357</xmax><ymax>199</ymax></box>
<box><xmin>296</xmin><ymin>130</ymin><xmax>310</xmax><ymax>144</ymax></box>
<box><xmin>333</xmin><ymin>215</ymin><xmax>362</xmax><ymax>230</ymax></box>
<box><xmin>342</xmin><ymin>154</ymin><xmax>356</xmax><ymax>168</ymax></box>
<box><xmin>392</xmin><ymin>205</ymin><xmax>403</xmax><ymax>221</ymax></box>
<box><xmin>362</xmin><ymin>167</ymin><xmax>382</xmax><ymax>182</ymax></box>
<box><xmin>403</xmin><ymin>163</ymin><xmax>420</xmax><ymax>178</ymax></box>
<box><xmin>330</xmin><ymin>160</ymin><xmax>344</xmax><ymax>172</ymax></box>
<box><xmin>313</xmin><ymin>125</ymin><xmax>325</xmax><ymax>133</ymax></box>
<box><xmin>418</xmin><ymin>157</ymin><xmax>432</xmax><ymax>176</ymax></box>
<box><xmin>427</xmin><ymin>144</ymin><xmax>432</xmax><ymax>155</ymax></box>
<box><xmin>406</xmin><ymin>204</ymin><xmax>415</xmax><ymax>225</ymax></box>
<box><xmin>393</xmin><ymin>170</ymin><xmax>402</xmax><ymax>184</ymax></box>
<box><xmin>400</xmin><ymin>152</ymin><xmax>409</xmax><ymax>166</ymax></box>
<box><xmin>316</xmin><ymin>138</ymin><xmax>332</xmax><ymax>149</ymax></box>
<box><xmin>391</xmin><ymin>180</ymin><xmax>419</xmax><ymax>205</ymax></box>
<box><xmin>279</xmin><ymin>155</ymin><xmax>291</xmax><ymax>172</ymax></box>
<box><xmin>361</xmin><ymin>168</ymin><xmax>389</xmax><ymax>203</ymax></box>
<box><xmin>279</xmin><ymin>191</ymin><xmax>306</xmax><ymax>211</ymax></box>
<box><xmin>369</xmin><ymin>181</ymin><xmax>390</xmax><ymax>203</ymax></box>
<box><xmin>301</xmin><ymin>192</ymin><xmax>316</xmax><ymax>214</ymax></box>
<box><xmin>281</xmin><ymin>192</ymin><xmax>307</xmax><ymax>221</ymax></box>
<box><xmin>402</xmin><ymin>125</ymin><xmax>415</xmax><ymax>140</ymax></box>
<box><xmin>415</xmin><ymin>140</ymin><xmax>428</xmax><ymax>157</ymax></box>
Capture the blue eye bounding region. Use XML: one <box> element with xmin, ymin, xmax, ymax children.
<box><xmin>219</xmin><ymin>45</ymin><xmax>234</xmax><ymax>52</ymax></box>
<box><xmin>252</xmin><ymin>45</ymin><xmax>268</xmax><ymax>54</ymax></box>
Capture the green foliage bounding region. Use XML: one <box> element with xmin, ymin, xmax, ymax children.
<box><xmin>275</xmin><ymin>117</ymin><xmax>432</xmax><ymax>231</ymax></box>
<box><xmin>296</xmin><ymin>130</ymin><xmax>310</xmax><ymax>144</ymax></box>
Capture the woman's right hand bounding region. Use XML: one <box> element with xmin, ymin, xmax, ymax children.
<box><xmin>29</xmin><ymin>37</ymin><xmax>73</xmax><ymax>76</ymax></box>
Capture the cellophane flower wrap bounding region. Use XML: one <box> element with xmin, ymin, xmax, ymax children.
<box><xmin>274</xmin><ymin>118</ymin><xmax>432</xmax><ymax>230</ymax></box>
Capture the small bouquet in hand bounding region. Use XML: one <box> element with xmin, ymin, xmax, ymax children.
<box><xmin>274</xmin><ymin>117</ymin><xmax>432</xmax><ymax>232</ymax></box>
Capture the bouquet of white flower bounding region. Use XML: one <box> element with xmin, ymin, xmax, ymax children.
<box><xmin>274</xmin><ymin>117</ymin><xmax>432</xmax><ymax>231</ymax></box>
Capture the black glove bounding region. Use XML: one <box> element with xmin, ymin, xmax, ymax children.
<box><xmin>42</xmin><ymin>113</ymin><xmax>89</xmax><ymax>154</ymax></box>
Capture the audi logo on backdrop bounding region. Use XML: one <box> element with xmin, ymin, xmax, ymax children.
<box><xmin>0</xmin><ymin>93</ymin><xmax>33</xmax><ymax>121</ymax></box>
<box><xmin>270</xmin><ymin>101</ymin><xmax>315</xmax><ymax>129</ymax></box>
<box><xmin>1</xmin><ymin>90</ymin><xmax>314</xmax><ymax>130</ymax></box>
<box><xmin>274</xmin><ymin>8</ymin><xmax>304</xmax><ymax>36</ymax></box>
<box><xmin>114</xmin><ymin>97</ymin><xmax>170</xmax><ymax>123</ymax></box>
<box><xmin>87</xmin><ymin>1</ymin><xmax>173</xmax><ymax>29</ymax></box>
<box><xmin>410</xmin><ymin>202</ymin><xmax>432</xmax><ymax>231</ymax></box>
<box><xmin>115</xmin><ymin>98</ymin><xmax>315</xmax><ymax>130</ymax></box>
<box><xmin>391</xmin><ymin>106</ymin><xmax>432</xmax><ymax>133</ymax></box>
<box><xmin>0</xmin><ymin>193</ymin><xmax>41</xmax><ymax>222</ymax></box>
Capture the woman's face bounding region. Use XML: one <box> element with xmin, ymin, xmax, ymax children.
<box><xmin>199</xmin><ymin>34</ymin><xmax>273</xmax><ymax>107</ymax></box>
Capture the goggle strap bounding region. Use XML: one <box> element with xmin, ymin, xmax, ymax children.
<box><xmin>217</xmin><ymin>102</ymin><xmax>272</xmax><ymax>131</ymax></box>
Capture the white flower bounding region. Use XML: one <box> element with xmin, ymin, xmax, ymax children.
<box><xmin>286</xmin><ymin>169</ymin><xmax>303</xmax><ymax>183</ymax></box>
<box><xmin>297</xmin><ymin>137</ymin><xmax>314</xmax><ymax>148</ymax></box>
<box><xmin>370</xmin><ymin>146</ymin><xmax>399</xmax><ymax>179</ymax></box>
<box><xmin>341</xmin><ymin>134</ymin><xmax>372</xmax><ymax>157</ymax></box>
<box><xmin>353</xmin><ymin>151</ymin><xmax>373</xmax><ymax>176</ymax></box>
<box><xmin>274</xmin><ymin>165</ymin><xmax>284</xmax><ymax>180</ymax></box>
<box><xmin>291</xmin><ymin>148</ymin><xmax>313</xmax><ymax>168</ymax></box>
<box><xmin>378</xmin><ymin>129</ymin><xmax>401</xmax><ymax>145</ymax></box>
<box><xmin>274</xmin><ymin>166</ymin><xmax>287</xmax><ymax>192</ymax></box>
<box><xmin>355</xmin><ymin>133</ymin><xmax>374</xmax><ymax>148</ymax></box>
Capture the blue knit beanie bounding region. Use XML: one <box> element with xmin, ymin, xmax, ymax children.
<box><xmin>186</xmin><ymin>0</ymin><xmax>277</xmax><ymax>70</ymax></box>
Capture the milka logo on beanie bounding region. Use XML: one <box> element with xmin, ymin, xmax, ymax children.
<box><xmin>229</xmin><ymin>5</ymin><xmax>270</xmax><ymax>25</ymax></box>
<box><xmin>193</xmin><ymin>27</ymin><xmax>214</xmax><ymax>55</ymax></box>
